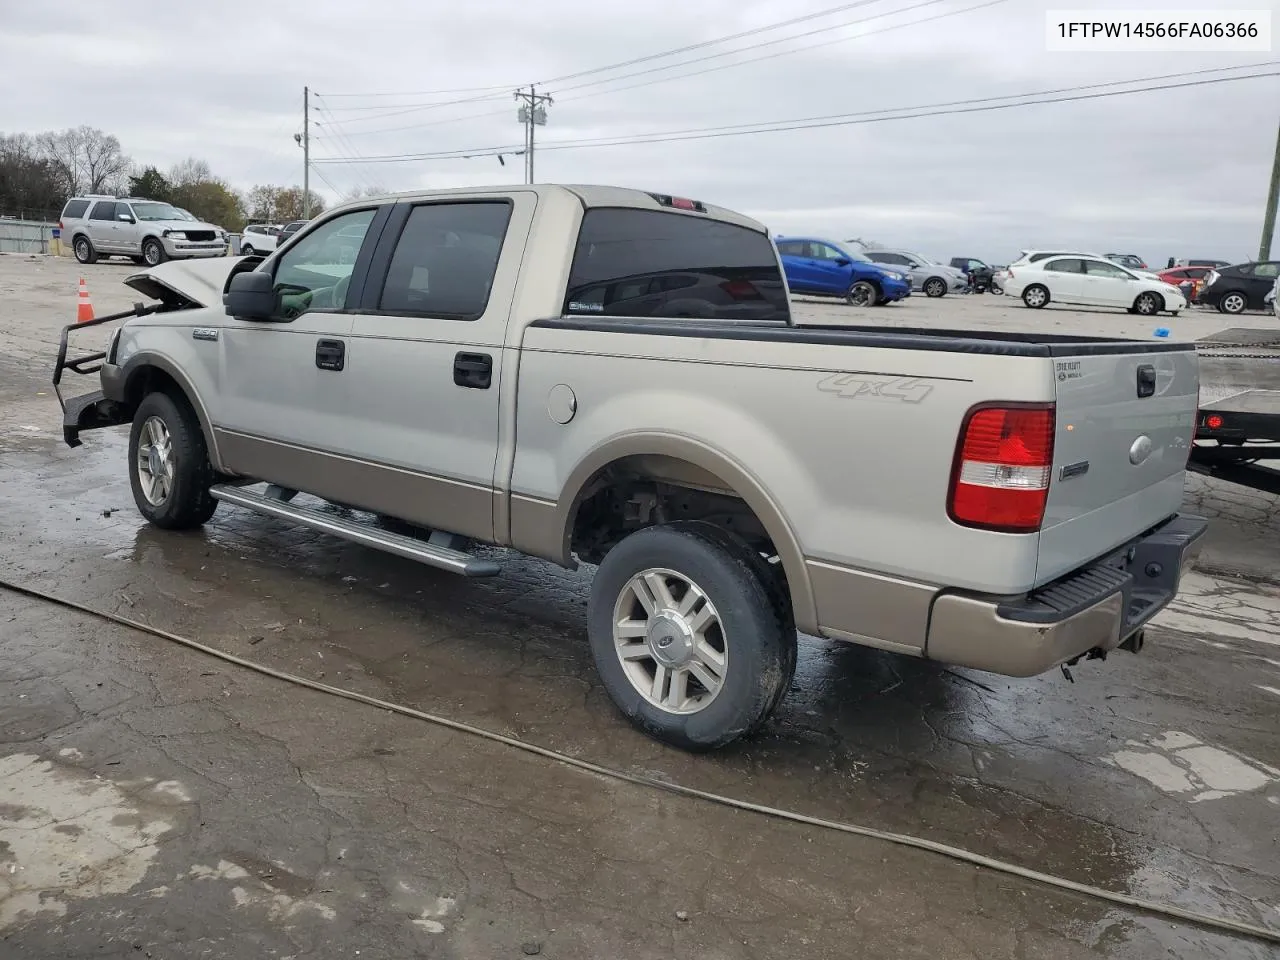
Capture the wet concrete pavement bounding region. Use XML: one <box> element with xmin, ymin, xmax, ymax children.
<box><xmin>2</xmin><ymin>254</ymin><xmax>1280</xmax><ymax>958</ymax></box>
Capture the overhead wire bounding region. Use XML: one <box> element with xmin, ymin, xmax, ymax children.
<box><xmin>310</xmin><ymin>65</ymin><xmax>1280</xmax><ymax>165</ymax></box>
<box><xmin>314</xmin><ymin>0</ymin><xmax>1003</xmax><ymax>147</ymax></box>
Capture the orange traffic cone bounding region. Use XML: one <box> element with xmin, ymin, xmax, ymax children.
<box><xmin>76</xmin><ymin>277</ymin><xmax>95</xmax><ymax>323</ymax></box>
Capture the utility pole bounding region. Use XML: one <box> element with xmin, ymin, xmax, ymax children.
<box><xmin>302</xmin><ymin>86</ymin><xmax>311</xmax><ymax>219</ymax></box>
<box><xmin>514</xmin><ymin>86</ymin><xmax>552</xmax><ymax>185</ymax></box>
<box><xmin>1259</xmin><ymin>116</ymin><xmax>1280</xmax><ymax>261</ymax></box>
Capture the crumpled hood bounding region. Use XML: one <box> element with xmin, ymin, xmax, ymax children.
<box><xmin>124</xmin><ymin>257</ymin><xmax>242</xmax><ymax>308</ymax></box>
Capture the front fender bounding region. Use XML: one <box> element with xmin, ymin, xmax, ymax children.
<box><xmin>112</xmin><ymin>348</ymin><xmax>225</xmax><ymax>471</ymax></box>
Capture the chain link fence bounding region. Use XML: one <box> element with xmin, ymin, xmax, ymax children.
<box><xmin>0</xmin><ymin>208</ymin><xmax>60</xmax><ymax>254</ymax></box>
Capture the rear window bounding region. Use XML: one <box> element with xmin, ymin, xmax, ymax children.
<box><xmin>565</xmin><ymin>208</ymin><xmax>789</xmax><ymax>322</ymax></box>
<box><xmin>61</xmin><ymin>199</ymin><xmax>90</xmax><ymax>220</ymax></box>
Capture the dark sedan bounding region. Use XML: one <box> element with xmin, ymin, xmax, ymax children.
<box><xmin>1198</xmin><ymin>261</ymin><xmax>1280</xmax><ymax>315</ymax></box>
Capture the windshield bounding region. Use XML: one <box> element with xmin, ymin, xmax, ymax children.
<box><xmin>131</xmin><ymin>202</ymin><xmax>186</xmax><ymax>222</ymax></box>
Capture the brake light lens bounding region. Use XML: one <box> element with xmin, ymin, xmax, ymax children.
<box><xmin>720</xmin><ymin>279</ymin><xmax>763</xmax><ymax>300</ymax></box>
<box><xmin>1205</xmin><ymin>413</ymin><xmax>1224</xmax><ymax>430</ymax></box>
<box><xmin>949</xmin><ymin>404</ymin><xmax>1055</xmax><ymax>533</ymax></box>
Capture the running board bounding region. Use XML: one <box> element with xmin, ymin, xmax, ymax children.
<box><xmin>209</xmin><ymin>485</ymin><xmax>501</xmax><ymax>577</ymax></box>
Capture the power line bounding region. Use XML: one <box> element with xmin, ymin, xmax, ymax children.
<box><xmin>555</xmin><ymin>0</ymin><xmax>1006</xmax><ymax>104</ymax></box>
<box><xmin>318</xmin><ymin>83</ymin><xmax>513</xmax><ymax>98</ymax></box>
<box><xmin>553</xmin><ymin>0</ymin><xmax>956</xmax><ymax>96</ymax></box>
<box><xmin>309</xmin><ymin>0</ymin><xmax>934</xmax><ymax>125</ymax></box>
<box><xmin>535</xmin><ymin>0</ymin><xmax>897</xmax><ymax>86</ymax></box>
<box><xmin>311</xmin><ymin>67</ymin><xmax>1280</xmax><ymax>165</ymax></box>
<box><xmin>317</xmin><ymin>0</ymin><xmax>1004</xmax><ymax>142</ymax></box>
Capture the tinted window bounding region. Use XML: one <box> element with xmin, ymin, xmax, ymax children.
<box><xmin>272</xmin><ymin>208</ymin><xmax>377</xmax><ymax>318</ymax></box>
<box><xmin>89</xmin><ymin>201</ymin><xmax>116</xmax><ymax>221</ymax></box>
<box><xmin>1187</xmin><ymin>268</ymin><xmax>1208</xmax><ymax>279</ymax></box>
<box><xmin>870</xmin><ymin>252</ymin><xmax>908</xmax><ymax>265</ymax></box>
<box><xmin>565</xmin><ymin>208</ymin><xmax>789</xmax><ymax>322</ymax></box>
<box><xmin>1254</xmin><ymin>262</ymin><xmax>1279</xmax><ymax>278</ymax></box>
<box><xmin>1045</xmin><ymin>258</ymin><xmax>1085</xmax><ymax>273</ymax></box>
<box><xmin>378</xmin><ymin>201</ymin><xmax>512</xmax><ymax>319</ymax></box>
<box><xmin>62</xmin><ymin>199</ymin><xmax>90</xmax><ymax>219</ymax></box>
<box><xmin>775</xmin><ymin>240</ymin><xmax>803</xmax><ymax>256</ymax></box>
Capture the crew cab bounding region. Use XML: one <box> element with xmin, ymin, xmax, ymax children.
<box><xmin>54</xmin><ymin>184</ymin><xmax>1207</xmax><ymax>751</ymax></box>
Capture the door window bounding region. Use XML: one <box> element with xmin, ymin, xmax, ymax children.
<box><xmin>1044</xmin><ymin>258</ymin><xmax>1085</xmax><ymax>274</ymax></box>
<box><xmin>88</xmin><ymin>201</ymin><xmax>117</xmax><ymax>221</ymax></box>
<box><xmin>272</xmin><ymin>208</ymin><xmax>377</xmax><ymax>318</ymax></box>
<box><xmin>377</xmin><ymin>201</ymin><xmax>512</xmax><ymax>319</ymax></box>
<box><xmin>564</xmin><ymin>208</ymin><xmax>789</xmax><ymax>322</ymax></box>
<box><xmin>1084</xmin><ymin>259</ymin><xmax>1133</xmax><ymax>279</ymax></box>
<box><xmin>775</xmin><ymin>240</ymin><xmax>804</xmax><ymax>256</ymax></box>
<box><xmin>1253</xmin><ymin>262</ymin><xmax>1279</xmax><ymax>278</ymax></box>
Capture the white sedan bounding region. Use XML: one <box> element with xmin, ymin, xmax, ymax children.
<box><xmin>1002</xmin><ymin>255</ymin><xmax>1185</xmax><ymax>317</ymax></box>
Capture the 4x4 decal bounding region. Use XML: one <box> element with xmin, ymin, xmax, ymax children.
<box><xmin>817</xmin><ymin>373</ymin><xmax>933</xmax><ymax>403</ymax></box>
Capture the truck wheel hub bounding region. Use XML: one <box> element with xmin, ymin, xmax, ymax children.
<box><xmin>647</xmin><ymin>613</ymin><xmax>695</xmax><ymax>667</ymax></box>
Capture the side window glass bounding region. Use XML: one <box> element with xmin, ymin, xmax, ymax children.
<box><xmin>1085</xmin><ymin>260</ymin><xmax>1129</xmax><ymax>278</ymax></box>
<box><xmin>63</xmin><ymin>199</ymin><xmax>90</xmax><ymax>219</ymax></box>
<box><xmin>377</xmin><ymin>201</ymin><xmax>512</xmax><ymax>319</ymax></box>
<box><xmin>1254</xmin><ymin>263</ymin><xmax>1279</xmax><ymax>278</ymax></box>
<box><xmin>1045</xmin><ymin>258</ymin><xmax>1082</xmax><ymax>274</ymax></box>
<box><xmin>89</xmin><ymin>201</ymin><xmax>116</xmax><ymax>221</ymax></box>
<box><xmin>564</xmin><ymin>207</ymin><xmax>790</xmax><ymax>322</ymax></box>
<box><xmin>272</xmin><ymin>208</ymin><xmax>377</xmax><ymax>317</ymax></box>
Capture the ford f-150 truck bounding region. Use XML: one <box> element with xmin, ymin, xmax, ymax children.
<box><xmin>53</xmin><ymin>184</ymin><xmax>1207</xmax><ymax>751</ymax></box>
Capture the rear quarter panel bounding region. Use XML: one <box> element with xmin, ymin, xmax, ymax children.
<box><xmin>509</xmin><ymin>325</ymin><xmax>1060</xmax><ymax>606</ymax></box>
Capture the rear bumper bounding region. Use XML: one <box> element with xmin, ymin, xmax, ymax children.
<box><xmin>925</xmin><ymin>514</ymin><xmax>1208</xmax><ymax>677</ymax></box>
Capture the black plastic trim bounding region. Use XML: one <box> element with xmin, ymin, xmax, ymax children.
<box><xmin>996</xmin><ymin>514</ymin><xmax>1208</xmax><ymax>627</ymax></box>
<box><xmin>528</xmin><ymin>316</ymin><xmax>1195</xmax><ymax>357</ymax></box>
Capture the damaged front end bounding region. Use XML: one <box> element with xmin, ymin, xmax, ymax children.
<box><xmin>53</xmin><ymin>256</ymin><xmax>259</xmax><ymax>447</ymax></box>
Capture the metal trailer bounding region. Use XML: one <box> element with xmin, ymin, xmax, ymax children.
<box><xmin>1190</xmin><ymin>389</ymin><xmax>1280</xmax><ymax>494</ymax></box>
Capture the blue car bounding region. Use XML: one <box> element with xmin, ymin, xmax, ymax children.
<box><xmin>775</xmin><ymin>236</ymin><xmax>911</xmax><ymax>306</ymax></box>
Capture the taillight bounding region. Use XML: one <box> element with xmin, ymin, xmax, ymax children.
<box><xmin>720</xmin><ymin>279</ymin><xmax>763</xmax><ymax>300</ymax></box>
<box><xmin>1205</xmin><ymin>413</ymin><xmax>1223</xmax><ymax>430</ymax></box>
<box><xmin>949</xmin><ymin>404</ymin><xmax>1055</xmax><ymax>533</ymax></box>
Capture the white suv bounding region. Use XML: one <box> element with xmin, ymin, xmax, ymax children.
<box><xmin>239</xmin><ymin>223</ymin><xmax>281</xmax><ymax>257</ymax></box>
<box><xmin>59</xmin><ymin>196</ymin><xmax>227</xmax><ymax>266</ymax></box>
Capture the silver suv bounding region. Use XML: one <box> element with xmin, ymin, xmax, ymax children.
<box><xmin>59</xmin><ymin>196</ymin><xmax>227</xmax><ymax>266</ymax></box>
<box><xmin>862</xmin><ymin>249</ymin><xmax>967</xmax><ymax>297</ymax></box>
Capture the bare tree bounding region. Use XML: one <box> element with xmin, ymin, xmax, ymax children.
<box><xmin>169</xmin><ymin>156</ymin><xmax>214</xmax><ymax>188</ymax></box>
<box><xmin>36</xmin><ymin>126</ymin><xmax>131</xmax><ymax>196</ymax></box>
<box><xmin>245</xmin><ymin>184</ymin><xmax>283</xmax><ymax>222</ymax></box>
<box><xmin>343</xmin><ymin>184</ymin><xmax>387</xmax><ymax>201</ymax></box>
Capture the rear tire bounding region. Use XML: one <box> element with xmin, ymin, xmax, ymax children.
<box><xmin>73</xmin><ymin>236</ymin><xmax>97</xmax><ymax>264</ymax></box>
<box><xmin>241</xmin><ymin>244</ymin><xmax>255</xmax><ymax>257</ymax></box>
<box><xmin>588</xmin><ymin>522</ymin><xmax>796</xmax><ymax>751</ymax></box>
<box><xmin>128</xmin><ymin>392</ymin><xmax>218</xmax><ymax>529</ymax></box>
<box><xmin>1220</xmin><ymin>291</ymin><xmax>1248</xmax><ymax>315</ymax></box>
<box><xmin>1022</xmin><ymin>284</ymin><xmax>1049</xmax><ymax>309</ymax></box>
<box><xmin>924</xmin><ymin>277</ymin><xmax>947</xmax><ymax>298</ymax></box>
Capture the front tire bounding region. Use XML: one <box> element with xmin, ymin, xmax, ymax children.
<box><xmin>128</xmin><ymin>392</ymin><xmax>218</xmax><ymax>529</ymax></box>
<box><xmin>142</xmin><ymin>237</ymin><xmax>167</xmax><ymax>267</ymax></box>
<box><xmin>1022</xmin><ymin>284</ymin><xmax>1050</xmax><ymax>309</ymax></box>
<box><xmin>1133</xmin><ymin>291</ymin><xmax>1163</xmax><ymax>316</ymax></box>
<box><xmin>241</xmin><ymin>244</ymin><xmax>255</xmax><ymax>257</ymax></box>
<box><xmin>588</xmin><ymin>522</ymin><xmax>796</xmax><ymax>751</ymax></box>
<box><xmin>73</xmin><ymin>236</ymin><xmax>97</xmax><ymax>264</ymax></box>
<box><xmin>924</xmin><ymin>277</ymin><xmax>947</xmax><ymax>298</ymax></box>
<box><xmin>845</xmin><ymin>280</ymin><xmax>877</xmax><ymax>307</ymax></box>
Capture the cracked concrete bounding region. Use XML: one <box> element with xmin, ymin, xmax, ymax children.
<box><xmin>1</xmin><ymin>254</ymin><xmax>1279</xmax><ymax>958</ymax></box>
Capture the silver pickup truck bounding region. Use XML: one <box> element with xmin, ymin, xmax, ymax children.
<box><xmin>54</xmin><ymin>184</ymin><xmax>1207</xmax><ymax>750</ymax></box>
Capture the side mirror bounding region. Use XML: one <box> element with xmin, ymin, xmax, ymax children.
<box><xmin>834</xmin><ymin>257</ymin><xmax>851</xmax><ymax>267</ymax></box>
<box><xmin>118</xmin><ymin>213</ymin><xmax>134</xmax><ymax>223</ymax></box>
<box><xmin>223</xmin><ymin>270</ymin><xmax>276</xmax><ymax>321</ymax></box>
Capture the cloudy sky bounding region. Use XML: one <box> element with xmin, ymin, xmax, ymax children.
<box><xmin>2</xmin><ymin>0</ymin><xmax>1277</xmax><ymax>263</ymax></box>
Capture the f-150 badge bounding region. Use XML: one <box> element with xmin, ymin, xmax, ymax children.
<box><xmin>817</xmin><ymin>374</ymin><xmax>933</xmax><ymax>403</ymax></box>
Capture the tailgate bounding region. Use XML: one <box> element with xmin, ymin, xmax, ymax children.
<box><xmin>1036</xmin><ymin>346</ymin><xmax>1198</xmax><ymax>586</ymax></box>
